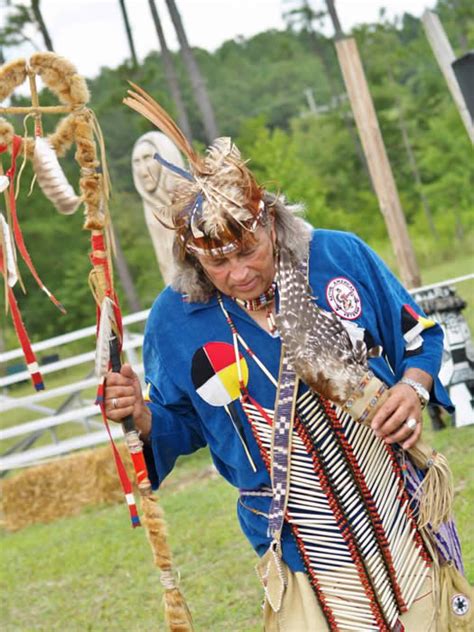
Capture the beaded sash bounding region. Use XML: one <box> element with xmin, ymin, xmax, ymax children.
<box><xmin>243</xmin><ymin>389</ymin><xmax>432</xmax><ymax>631</ymax></box>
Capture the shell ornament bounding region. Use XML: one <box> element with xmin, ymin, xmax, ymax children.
<box><xmin>33</xmin><ymin>136</ymin><xmax>81</xmax><ymax>215</ymax></box>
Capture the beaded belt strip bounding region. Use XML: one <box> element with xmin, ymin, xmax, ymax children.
<box><xmin>267</xmin><ymin>350</ymin><xmax>299</xmax><ymax>539</ymax></box>
<box><xmin>242</xmin><ymin>389</ymin><xmax>432</xmax><ymax>632</ymax></box>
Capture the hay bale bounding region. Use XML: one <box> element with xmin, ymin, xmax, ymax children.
<box><xmin>1</xmin><ymin>443</ymin><xmax>136</xmax><ymax>531</ymax></box>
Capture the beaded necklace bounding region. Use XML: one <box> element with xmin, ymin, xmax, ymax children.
<box><xmin>231</xmin><ymin>281</ymin><xmax>278</xmax><ymax>334</ymax></box>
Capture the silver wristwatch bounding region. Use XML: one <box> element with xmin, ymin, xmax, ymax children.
<box><xmin>399</xmin><ymin>377</ymin><xmax>430</xmax><ymax>409</ymax></box>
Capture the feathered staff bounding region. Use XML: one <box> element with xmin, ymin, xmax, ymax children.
<box><xmin>0</xmin><ymin>54</ymin><xmax>193</xmax><ymax>631</ymax></box>
<box><xmin>276</xmin><ymin>249</ymin><xmax>453</xmax><ymax>530</ymax></box>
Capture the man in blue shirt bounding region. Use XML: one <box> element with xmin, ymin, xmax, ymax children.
<box><xmin>105</xmin><ymin>90</ymin><xmax>470</xmax><ymax>631</ymax></box>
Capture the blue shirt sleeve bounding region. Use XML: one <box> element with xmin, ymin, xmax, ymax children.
<box><xmin>143</xmin><ymin>318</ymin><xmax>207</xmax><ymax>489</ymax></box>
<box><xmin>349</xmin><ymin>234</ymin><xmax>452</xmax><ymax>411</ymax></box>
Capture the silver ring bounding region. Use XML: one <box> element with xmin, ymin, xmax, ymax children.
<box><xmin>406</xmin><ymin>417</ymin><xmax>417</xmax><ymax>431</ymax></box>
<box><xmin>112</xmin><ymin>397</ymin><xmax>118</xmax><ymax>409</ymax></box>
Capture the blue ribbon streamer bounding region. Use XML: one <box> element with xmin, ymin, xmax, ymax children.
<box><xmin>190</xmin><ymin>192</ymin><xmax>204</xmax><ymax>237</ymax></box>
<box><xmin>153</xmin><ymin>152</ymin><xmax>194</xmax><ymax>181</ymax></box>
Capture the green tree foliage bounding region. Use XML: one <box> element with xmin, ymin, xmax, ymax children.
<box><xmin>0</xmin><ymin>0</ymin><xmax>54</xmax><ymax>52</ymax></box>
<box><xmin>352</xmin><ymin>10</ymin><xmax>473</xmax><ymax>239</ymax></box>
<box><xmin>0</xmin><ymin>1</ymin><xmax>41</xmax><ymax>51</ymax></box>
<box><xmin>1</xmin><ymin>1</ymin><xmax>472</xmax><ymax>347</ymax></box>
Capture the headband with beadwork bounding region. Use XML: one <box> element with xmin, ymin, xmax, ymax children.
<box><xmin>123</xmin><ymin>84</ymin><xmax>267</xmax><ymax>256</ymax></box>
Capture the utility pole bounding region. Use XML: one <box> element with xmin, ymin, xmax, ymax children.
<box><xmin>324</xmin><ymin>0</ymin><xmax>421</xmax><ymax>288</ymax></box>
<box><xmin>325</xmin><ymin>0</ymin><xmax>343</xmax><ymax>38</ymax></box>
<box><xmin>422</xmin><ymin>10</ymin><xmax>474</xmax><ymax>144</ymax></box>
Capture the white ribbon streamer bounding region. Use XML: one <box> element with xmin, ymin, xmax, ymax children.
<box><xmin>0</xmin><ymin>213</ymin><xmax>18</xmax><ymax>287</ymax></box>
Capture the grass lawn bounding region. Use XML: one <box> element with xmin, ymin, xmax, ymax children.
<box><xmin>1</xmin><ymin>424</ymin><xmax>473</xmax><ymax>631</ymax></box>
<box><xmin>1</xmin><ymin>251</ymin><xmax>473</xmax><ymax>631</ymax></box>
<box><xmin>1</xmin><ymin>449</ymin><xmax>263</xmax><ymax>631</ymax></box>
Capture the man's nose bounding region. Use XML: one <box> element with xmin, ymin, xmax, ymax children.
<box><xmin>228</xmin><ymin>260</ymin><xmax>249</xmax><ymax>282</ymax></box>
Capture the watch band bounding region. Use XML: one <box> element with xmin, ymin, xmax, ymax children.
<box><xmin>399</xmin><ymin>377</ymin><xmax>430</xmax><ymax>409</ymax></box>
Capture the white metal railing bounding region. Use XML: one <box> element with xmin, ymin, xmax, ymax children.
<box><xmin>410</xmin><ymin>273</ymin><xmax>474</xmax><ymax>294</ymax></box>
<box><xmin>1</xmin><ymin>377</ymin><xmax>101</xmax><ymax>413</ymax></box>
<box><xmin>0</xmin><ymin>308</ymin><xmax>150</xmax><ymax>365</ymax></box>
<box><xmin>1</xmin><ymin>274</ymin><xmax>473</xmax><ymax>471</ymax></box>
<box><xmin>0</xmin><ymin>428</ymin><xmax>125</xmax><ymax>470</ymax></box>
<box><xmin>0</xmin><ymin>309</ymin><xmax>150</xmax><ymax>471</ymax></box>
<box><xmin>0</xmin><ymin>335</ymin><xmax>144</xmax><ymax>389</ymax></box>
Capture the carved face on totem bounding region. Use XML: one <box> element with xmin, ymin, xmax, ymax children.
<box><xmin>132</xmin><ymin>140</ymin><xmax>162</xmax><ymax>194</ymax></box>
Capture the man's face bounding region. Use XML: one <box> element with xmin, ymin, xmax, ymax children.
<box><xmin>196</xmin><ymin>224</ymin><xmax>276</xmax><ymax>300</ymax></box>
<box><xmin>132</xmin><ymin>141</ymin><xmax>161</xmax><ymax>193</ymax></box>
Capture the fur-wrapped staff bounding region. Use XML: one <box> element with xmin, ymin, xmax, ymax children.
<box><xmin>0</xmin><ymin>52</ymin><xmax>114</xmax><ymax>388</ymax></box>
<box><xmin>0</xmin><ymin>53</ymin><xmax>193</xmax><ymax>630</ymax></box>
<box><xmin>107</xmin><ymin>333</ymin><xmax>194</xmax><ymax>632</ymax></box>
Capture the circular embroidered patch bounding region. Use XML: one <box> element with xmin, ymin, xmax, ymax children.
<box><xmin>326</xmin><ymin>277</ymin><xmax>362</xmax><ymax>320</ymax></box>
<box><xmin>191</xmin><ymin>341</ymin><xmax>248</xmax><ymax>407</ymax></box>
<box><xmin>452</xmin><ymin>593</ymin><xmax>470</xmax><ymax>616</ymax></box>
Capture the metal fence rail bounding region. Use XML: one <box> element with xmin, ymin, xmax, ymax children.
<box><xmin>1</xmin><ymin>274</ymin><xmax>473</xmax><ymax>471</ymax></box>
<box><xmin>1</xmin><ymin>310</ymin><xmax>149</xmax><ymax>472</ymax></box>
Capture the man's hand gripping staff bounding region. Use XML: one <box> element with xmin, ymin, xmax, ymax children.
<box><xmin>104</xmin><ymin>333</ymin><xmax>194</xmax><ymax>632</ymax></box>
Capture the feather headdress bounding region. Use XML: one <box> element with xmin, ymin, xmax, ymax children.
<box><xmin>124</xmin><ymin>84</ymin><xmax>265</xmax><ymax>256</ymax></box>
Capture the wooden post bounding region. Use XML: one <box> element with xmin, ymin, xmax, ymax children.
<box><xmin>335</xmin><ymin>37</ymin><xmax>421</xmax><ymax>288</ymax></box>
<box><xmin>422</xmin><ymin>10</ymin><xmax>474</xmax><ymax>144</ymax></box>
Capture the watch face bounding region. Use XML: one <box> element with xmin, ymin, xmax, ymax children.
<box><xmin>415</xmin><ymin>389</ymin><xmax>428</xmax><ymax>408</ymax></box>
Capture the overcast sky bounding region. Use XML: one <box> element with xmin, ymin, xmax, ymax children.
<box><xmin>2</xmin><ymin>0</ymin><xmax>438</xmax><ymax>79</ymax></box>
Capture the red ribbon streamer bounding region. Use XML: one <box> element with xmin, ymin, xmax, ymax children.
<box><xmin>0</xmin><ymin>250</ymin><xmax>44</xmax><ymax>391</ymax></box>
<box><xmin>97</xmin><ymin>381</ymin><xmax>141</xmax><ymax>528</ymax></box>
<box><xmin>0</xmin><ymin>136</ymin><xmax>66</xmax><ymax>313</ymax></box>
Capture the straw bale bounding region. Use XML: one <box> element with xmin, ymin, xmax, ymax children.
<box><xmin>1</xmin><ymin>443</ymin><xmax>136</xmax><ymax>531</ymax></box>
